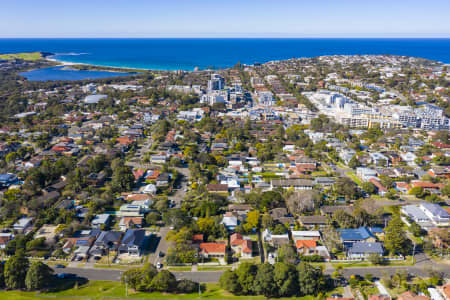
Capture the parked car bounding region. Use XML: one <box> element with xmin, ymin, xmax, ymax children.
<box><xmin>57</xmin><ymin>273</ymin><xmax>76</xmax><ymax>279</ymax></box>
<box><xmin>54</xmin><ymin>264</ymin><xmax>65</xmax><ymax>268</ymax></box>
<box><xmin>156</xmin><ymin>262</ymin><xmax>162</xmax><ymax>269</ymax></box>
<box><xmin>158</xmin><ymin>251</ymin><xmax>165</xmax><ymax>257</ymax></box>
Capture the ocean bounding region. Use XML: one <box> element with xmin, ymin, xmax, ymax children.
<box><xmin>0</xmin><ymin>38</ymin><xmax>449</xmax><ymax>71</ymax></box>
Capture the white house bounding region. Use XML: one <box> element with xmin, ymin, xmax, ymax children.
<box><xmin>13</xmin><ymin>217</ymin><xmax>33</xmax><ymax>232</ymax></box>
<box><xmin>356</xmin><ymin>167</ymin><xmax>377</xmax><ymax>181</ymax></box>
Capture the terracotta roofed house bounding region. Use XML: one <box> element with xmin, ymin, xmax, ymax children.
<box><xmin>199</xmin><ymin>242</ymin><xmax>226</xmax><ymax>258</ymax></box>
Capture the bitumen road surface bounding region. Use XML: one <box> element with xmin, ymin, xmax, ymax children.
<box><xmin>53</xmin><ymin>260</ymin><xmax>450</xmax><ymax>284</ymax></box>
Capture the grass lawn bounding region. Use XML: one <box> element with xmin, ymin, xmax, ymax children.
<box><xmin>0</xmin><ymin>281</ymin><xmax>344</xmax><ymax>300</ymax></box>
<box><xmin>332</xmin><ymin>257</ymin><xmax>413</xmax><ymax>268</ymax></box>
<box><xmin>93</xmin><ymin>264</ymin><xmax>131</xmax><ymax>270</ymax></box>
<box><xmin>0</xmin><ymin>52</ymin><xmax>43</xmax><ymax>61</ymax></box>
<box><xmin>167</xmin><ymin>266</ymin><xmax>193</xmax><ymax>271</ymax></box>
<box><xmin>346</xmin><ymin>171</ymin><xmax>362</xmax><ymax>186</ymax></box>
<box><xmin>197</xmin><ymin>265</ymin><xmax>232</xmax><ymax>271</ymax></box>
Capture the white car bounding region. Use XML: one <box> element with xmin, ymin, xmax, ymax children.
<box><xmin>156</xmin><ymin>262</ymin><xmax>162</xmax><ymax>269</ymax></box>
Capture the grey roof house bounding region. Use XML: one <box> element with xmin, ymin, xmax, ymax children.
<box><xmin>118</xmin><ymin>229</ymin><xmax>146</xmax><ymax>256</ymax></box>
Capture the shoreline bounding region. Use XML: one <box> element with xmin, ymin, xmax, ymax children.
<box><xmin>46</xmin><ymin>56</ymin><xmax>152</xmax><ymax>73</ymax></box>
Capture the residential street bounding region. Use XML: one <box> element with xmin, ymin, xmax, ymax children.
<box><xmin>52</xmin><ymin>256</ymin><xmax>450</xmax><ymax>283</ymax></box>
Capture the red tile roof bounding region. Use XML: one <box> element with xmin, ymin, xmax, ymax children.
<box><xmin>200</xmin><ymin>243</ymin><xmax>226</xmax><ymax>254</ymax></box>
<box><xmin>296</xmin><ymin>240</ymin><xmax>317</xmax><ymax>249</ymax></box>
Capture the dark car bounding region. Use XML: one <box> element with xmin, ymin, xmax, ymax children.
<box><xmin>54</xmin><ymin>264</ymin><xmax>65</xmax><ymax>268</ymax></box>
<box><xmin>57</xmin><ymin>273</ymin><xmax>76</xmax><ymax>279</ymax></box>
<box><xmin>158</xmin><ymin>251</ymin><xmax>165</xmax><ymax>257</ymax></box>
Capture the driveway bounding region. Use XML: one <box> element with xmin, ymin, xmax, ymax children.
<box><xmin>375</xmin><ymin>280</ymin><xmax>390</xmax><ymax>296</ymax></box>
<box><xmin>149</xmin><ymin>226</ymin><xmax>170</xmax><ymax>265</ymax></box>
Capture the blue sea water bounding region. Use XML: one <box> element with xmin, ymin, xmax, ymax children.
<box><xmin>0</xmin><ymin>38</ymin><xmax>449</xmax><ymax>71</ymax></box>
<box><xmin>20</xmin><ymin>66</ymin><xmax>137</xmax><ymax>81</ymax></box>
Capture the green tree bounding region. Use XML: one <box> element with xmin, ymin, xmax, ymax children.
<box><xmin>111</xmin><ymin>165</ymin><xmax>135</xmax><ymax>192</ymax></box>
<box><xmin>277</xmin><ymin>244</ymin><xmax>298</xmax><ymax>265</ymax></box>
<box><xmin>219</xmin><ymin>269</ymin><xmax>240</xmax><ymax>294</ymax></box>
<box><xmin>442</xmin><ymin>183</ymin><xmax>450</xmax><ymax>197</ymax></box>
<box><xmin>5</xmin><ymin>250</ymin><xmax>29</xmax><ymax>289</ymax></box>
<box><xmin>384</xmin><ymin>215</ymin><xmax>410</xmax><ymax>255</ymax></box>
<box><xmin>253</xmin><ymin>263</ymin><xmax>276</xmax><ymax>298</ymax></box>
<box><xmin>121</xmin><ymin>268</ymin><xmax>143</xmax><ymax>291</ymax></box>
<box><xmin>235</xmin><ymin>262</ymin><xmax>257</xmax><ymax>295</ymax></box>
<box><xmin>409</xmin><ymin>186</ymin><xmax>426</xmax><ymax>198</ymax></box>
<box><xmin>244</xmin><ymin>210</ymin><xmax>260</xmax><ymax>232</ymax></box>
<box><xmin>25</xmin><ymin>261</ymin><xmax>53</xmax><ymax>290</ymax></box>
<box><xmin>150</xmin><ymin>270</ymin><xmax>177</xmax><ymax>292</ymax></box>
<box><xmin>362</xmin><ymin>182</ymin><xmax>377</xmax><ymax>195</ymax></box>
<box><xmin>140</xmin><ymin>264</ymin><xmax>158</xmax><ymax>291</ymax></box>
<box><xmin>348</xmin><ymin>156</ymin><xmax>361</xmax><ymax>169</ymax></box>
<box><xmin>273</xmin><ymin>262</ymin><xmax>298</xmax><ymax>297</ymax></box>
<box><xmin>297</xmin><ymin>262</ymin><xmax>325</xmax><ymax>296</ymax></box>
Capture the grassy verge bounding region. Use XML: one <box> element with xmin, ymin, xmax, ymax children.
<box><xmin>167</xmin><ymin>266</ymin><xmax>193</xmax><ymax>271</ymax></box>
<box><xmin>93</xmin><ymin>264</ymin><xmax>131</xmax><ymax>270</ymax></box>
<box><xmin>197</xmin><ymin>265</ymin><xmax>232</xmax><ymax>271</ymax></box>
<box><xmin>0</xmin><ymin>281</ymin><xmax>344</xmax><ymax>300</ymax></box>
<box><xmin>332</xmin><ymin>258</ymin><xmax>413</xmax><ymax>268</ymax></box>
<box><xmin>0</xmin><ymin>52</ymin><xmax>43</xmax><ymax>61</ymax></box>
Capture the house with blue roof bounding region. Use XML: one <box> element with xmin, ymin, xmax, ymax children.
<box><xmin>0</xmin><ymin>173</ymin><xmax>18</xmax><ymax>188</ymax></box>
<box><xmin>337</xmin><ymin>227</ymin><xmax>377</xmax><ymax>249</ymax></box>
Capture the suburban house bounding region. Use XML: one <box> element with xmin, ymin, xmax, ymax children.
<box><xmin>269</xmin><ymin>208</ymin><xmax>296</xmax><ymax>227</ymax></box>
<box><xmin>298</xmin><ymin>216</ymin><xmax>328</xmax><ymax>229</ymax></box>
<box><xmin>119</xmin><ymin>217</ymin><xmax>144</xmax><ymax>231</ymax></box>
<box><xmin>0</xmin><ymin>233</ymin><xmax>13</xmax><ymax>249</ymax></box>
<box><xmin>339</xmin><ymin>148</ymin><xmax>356</xmax><ymax>165</ymax></box>
<box><xmin>320</xmin><ymin>205</ymin><xmax>354</xmax><ymax>217</ymax></box>
<box><xmin>118</xmin><ymin>229</ymin><xmax>146</xmax><ymax>256</ymax></box>
<box><xmin>89</xmin><ymin>231</ymin><xmax>122</xmax><ymax>257</ymax></box>
<box><xmin>262</xmin><ymin>228</ymin><xmax>289</xmax><ymax>247</ymax></box>
<box><xmin>420</xmin><ymin>203</ymin><xmax>450</xmax><ymax>226</ymax></box>
<box><xmin>221</xmin><ymin>212</ymin><xmax>239</xmax><ymax>231</ymax></box>
<box><xmin>0</xmin><ymin>173</ymin><xmax>18</xmax><ymax>188</ymax></box>
<box><xmin>230</xmin><ymin>233</ymin><xmax>253</xmax><ymax>258</ymax></box>
<box><xmin>292</xmin><ymin>230</ymin><xmax>321</xmax><ymax>241</ymax></box>
<box><xmin>428</xmin><ymin>167</ymin><xmax>450</xmax><ymax>179</ymax></box>
<box><xmin>13</xmin><ymin>217</ymin><xmax>33</xmax><ymax>233</ymax></box>
<box><xmin>347</xmin><ymin>242</ymin><xmax>384</xmax><ymax>258</ymax></box>
<box><xmin>199</xmin><ymin>242</ymin><xmax>227</xmax><ymax>259</ymax></box>
<box><xmin>118</xmin><ymin>204</ymin><xmax>145</xmax><ymax>217</ymax></box>
<box><xmin>271</xmin><ymin>179</ymin><xmax>314</xmax><ymax>190</ymax></box>
<box><xmin>156</xmin><ymin>173</ymin><xmax>170</xmax><ymax>187</ymax></box>
<box><xmin>91</xmin><ymin>214</ymin><xmax>111</xmax><ymax>228</ymax></box>
<box><xmin>402</xmin><ymin>205</ymin><xmax>433</xmax><ymax>225</ymax></box>
<box><xmin>369</xmin><ymin>178</ymin><xmax>388</xmax><ymax>196</ymax></box>
<box><xmin>207</xmin><ymin>184</ymin><xmax>229</xmax><ymax>194</ymax></box>
<box><xmin>356</xmin><ymin>167</ymin><xmax>377</xmax><ymax>181</ymax></box>
<box><xmin>150</xmin><ymin>155</ymin><xmax>167</xmax><ymax>164</ymax></box>
<box><xmin>337</xmin><ymin>227</ymin><xmax>376</xmax><ymax>248</ymax></box>
<box><xmin>296</xmin><ymin>239</ymin><xmax>317</xmax><ymax>255</ymax></box>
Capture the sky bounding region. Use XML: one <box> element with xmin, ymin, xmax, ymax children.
<box><xmin>1</xmin><ymin>0</ymin><xmax>449</xmax><ymax>38</ymax></box>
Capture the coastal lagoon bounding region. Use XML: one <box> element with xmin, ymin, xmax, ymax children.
<box><xmin>1</xmin><ymin>38</ymin><xmax>450</xmax><ymax>71</ymax></box>
<box><xmin>20</xmin><ymin>66</ymin><xmax>137</xmax><ymax>81</ymax></box>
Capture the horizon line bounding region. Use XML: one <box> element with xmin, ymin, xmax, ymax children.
<box><xmin>1</xmin><ymin>35</ymin><xmax>450</xmax><ymax>39</ymax></box>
